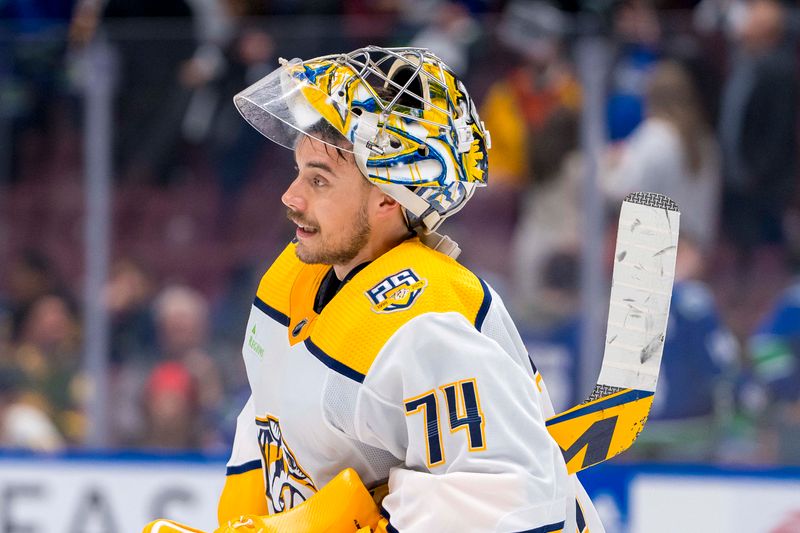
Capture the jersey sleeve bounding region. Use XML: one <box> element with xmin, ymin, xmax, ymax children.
<box><xmin>217</xmin><ymin>395</ymin><xmax>268</xmax><ymax>526</ymax></box>
<box><xmin>354</xmin><ymin>311</ymin><xmax>571</xmax><ymax>532</ymax></box>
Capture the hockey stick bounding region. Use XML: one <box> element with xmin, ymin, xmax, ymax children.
<box><xmin>544</xmin><ymin>192</ymin><xmax>680</xmax><ymax>474</ymax></box>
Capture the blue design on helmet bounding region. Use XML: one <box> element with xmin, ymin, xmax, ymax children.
<box><xmin>233</xmin><ymin>45</ymin><xmax>492</xmax><ymax>239</ymax></box>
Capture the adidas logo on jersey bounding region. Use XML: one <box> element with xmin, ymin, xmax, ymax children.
<box><xmin>366</xmin><ymin>268</ymin><xmax>427</xmax><ymax>313</ymax></box>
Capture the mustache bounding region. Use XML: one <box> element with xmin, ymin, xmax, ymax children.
<box><xmin>286</xmin><ymin>208</ymin><xmax>317</xmax><ymax>228</ymax></box>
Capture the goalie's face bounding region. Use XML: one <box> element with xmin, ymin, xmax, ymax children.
<box><xmin>282</xmin><ymin>136</ymin><xmax>375</xmax><ymax>270</ymax></box>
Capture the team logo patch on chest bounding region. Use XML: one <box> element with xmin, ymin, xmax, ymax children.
<box><xmin>366</xmin><ymin>268</ymin><xmax>427</xmax><ymax>313</ymax></box>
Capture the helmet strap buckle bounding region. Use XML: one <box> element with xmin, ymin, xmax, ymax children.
<box><xmin>352</xmin><ymin>111</ymin><xmax>383</xmax><ymax>174</ymax></box>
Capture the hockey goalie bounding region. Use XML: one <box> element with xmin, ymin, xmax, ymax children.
<box><xmin>144</xmin><ymin>45</ymin><xmax>679</xmax><ymax>533</ymax></box>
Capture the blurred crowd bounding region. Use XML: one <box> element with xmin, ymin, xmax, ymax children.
<box><xmin>2</xmin><ymin>0</ymin><xmax>800</xmax><ymax>467</ymax></box>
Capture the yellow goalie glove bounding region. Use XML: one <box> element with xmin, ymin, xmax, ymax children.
<box><xmin>142</xmin><ymin>468</ymin><xmax>387</xmax><ymax>533</ymax></box>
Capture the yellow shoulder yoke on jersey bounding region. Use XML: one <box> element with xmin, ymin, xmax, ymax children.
<box><xmin>254</xmin><ymin>242</ymin><xmax>326</xmax><ymax>329</ymax></box>
<box><xmin>254</xmin><ymin>239</ymin><xmax>492</xmax><ymax>383</ymax></box>
<box><xmin>311</xmin><ymin>238</ymin><xmax>490</xmax><ymax>383</ymax></box>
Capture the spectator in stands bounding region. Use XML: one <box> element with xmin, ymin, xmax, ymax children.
<box><xmin>0</xmin><ymin>0</ymin><xmax>77</xmax><ymax>185</ymax></box>
<box><xmin>0</xmin><ymin>366</ymin><xmax>65</xmax><ymax>451</ymax></box>
<box><xmin>140</xmin><ymin>361</ymin><xmax>201</xmax><ymax>449</ymax></box>
<box><xmin>748</xmin><ymin>280</ymin><xmax>800</xmax><ymax>464</ymax></box>
<box><xmin>104</xmin><ymin>258</ymin><xmax>161</xmax><ymax>447</ymax></box>
<box><xmin>718</xmin><ymin>0</ymin><xmax>797</xmax><ymax>254</ymax></box>
<box><xmin>603</xmin><ymin>59</ymin><xmax>721</xmax><ymax>256</ymax></box>
<box><xmin>407</xmin><ymin>1</ymin><xmax>481</xmax><ymax>76</ymax></box>
<box><xmin>606</xmin><ymin>0</ymin><xmax>662</xmax><ymax>142</ymax></box>
<box><xmin>712</xmin><ymin>0</ymin><xmax>797</xmax><ymax>341</ymax></box>
<box><xmin>155</xmin><ymin>285</ymin><xmax>211</xmax><ymax>359</ymax></box>
<box><xmin>480</xmin><ymin>1</ymin><xmax>580</xmax><ymax>189</ymax></box>
<box><xmin>197</xmin><ymin>1</ymin><xmax>276</xmax><ymax>198</ymax></box>
<box><xmin>510</xmin><ymin>108</ymin><xmax>583</xmax><ymax>324</ymax></box>
<box><xmin>69</xmin><ymin>0</ymin><xmax>198</xmax><ymax>184</ymax></box>
<box><xmin>152</xmin><ymin>285</ymin><xmax>225</xmax><ymax>448</ymax></box>
<box><xmin>13</xmin><ymin>293</ymin><xmax>85</xmax><ymax>444</ymax></box>
<box><xmin>519</xmin><ymin>248</ymin><xmax>584</xmax><ymax>413</ymax></box>
<box><xmin>7</xmin><ymin>250</ymin><xmax>60</xmax><ymax>341</ymax></box>
<box><xmin>458</xmin><ymin>2</ymin><xmax>579</xmax><ymax>284</ymax></box>
<box><xmin>105</xmin><ymin>257</ymin><xmax>158</xmax><ymax>365</ymax></box>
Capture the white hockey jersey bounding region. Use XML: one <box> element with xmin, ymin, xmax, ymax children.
<box><xmin>219</xmin><ymin>238</ymin><xmax>604</xmax><ymax>533</ymax></box>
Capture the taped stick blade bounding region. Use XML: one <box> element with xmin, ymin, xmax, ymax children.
<box><xmin>546</xmin><ymin>192</ymin><xmax>680</xmax><ymax>473</ymax></box>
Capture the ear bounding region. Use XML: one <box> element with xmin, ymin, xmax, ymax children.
<box><xmin>370</xmin><ymin>187</ymin><xmax>401</xmax><ymax>215</ymax></box>
<box><xmin>368</xmin><ymin>188</ymin><xmax>407</xmax><ymax>234</ymax></box>
<box><xmin>377</xmin><ymin>191</ymin><xmax>400</xmax><ymax>209</ymax></box>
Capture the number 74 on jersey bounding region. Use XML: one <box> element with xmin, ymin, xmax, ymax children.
<box><xmin>405</xmin><ymin>193</ymin><xmax>680</xmax><ymax>475</ymax></box>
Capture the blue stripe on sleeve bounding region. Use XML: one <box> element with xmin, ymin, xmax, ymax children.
<box><xmin>380</xmin><ymin>506</ymin><xmax>400</xmax><ymax>533</ymax></box>
<box><xmin>225</xmin><ymin>459</ymin><xmax>262</xmax><ymax>476</ymax></box>
<box><xmin>475</xmin><ymin>277</ymin><xmax>492</xmax><ymax>331</ymax></box>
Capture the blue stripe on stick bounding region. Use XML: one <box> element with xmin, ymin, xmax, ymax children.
<box><xmin>546</xmin><ymin>389</ymin><xmax>654</xmax><ymax>426</ymax></box>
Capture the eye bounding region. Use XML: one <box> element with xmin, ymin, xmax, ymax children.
<box><xmin>311</xmin><ymin>175</ymin><xmax>328</xmax><ymax>188</ymax></box>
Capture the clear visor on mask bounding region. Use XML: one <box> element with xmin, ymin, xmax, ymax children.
<box><xmin>233</xmin><ymin>58</ymin><xmax>359</xmax><ymax>153</ymax></box>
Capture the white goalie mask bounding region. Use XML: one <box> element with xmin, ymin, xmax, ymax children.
<box><xmin>233</xmin><ymin>45</ymin><xmax>491</xmax><ymax>239</ymax></box>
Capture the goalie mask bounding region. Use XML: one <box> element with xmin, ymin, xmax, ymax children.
<box><xmin>233</xmin><ymin>45</ymin><xmax>491</xmax><ymax>235</ymax></box>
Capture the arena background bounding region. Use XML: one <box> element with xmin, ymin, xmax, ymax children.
<box><xmin>1</xmin><ymin>0</ymin><xmax>800</xmax><ymax>531</ymax></box>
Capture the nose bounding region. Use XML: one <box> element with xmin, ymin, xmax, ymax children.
<box><xmin>281</xmin><ymin>176</ymin><xmax>306</xmax><ymax>212</ymax></box>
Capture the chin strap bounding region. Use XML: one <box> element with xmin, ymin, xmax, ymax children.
<box><xmin>417</xmin><ymin>230</ymin><xmax>461</xmax><ymax>259</ymax></box>
<box><xmin>371</xmin><ymin>182</ymin><xmax>460</xmax><ymax>259</ymax></box>
<box><xmin>376</xmin><ymin>182</ymin><xmax>443</xmax><ymax>231</ymax></box>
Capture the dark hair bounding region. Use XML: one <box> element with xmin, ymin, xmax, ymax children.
<box><xmin>302</xmin><ymin>79</ymin><xmax>401</xmax><ymax>155</ymax></box>
<box><xmin>304</xmin><ymin>119</ymin><xmax>354</xmax><ymax>162</ymax></box>
<box><xmin>301</xmin><ymin>82</ymin><xmax>400</xmax><ymax>176</ymax></box>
